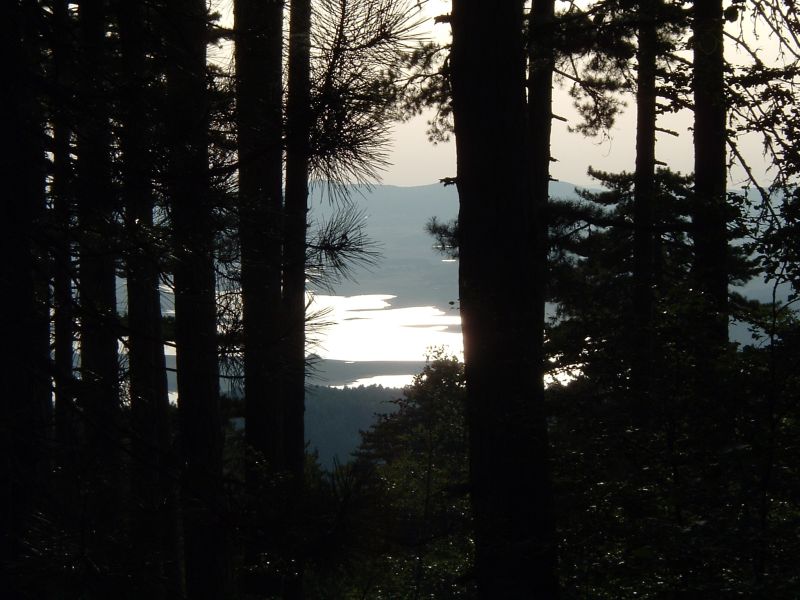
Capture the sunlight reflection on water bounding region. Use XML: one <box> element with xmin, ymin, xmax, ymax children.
<box><xmin>161</xmin><ymin>292</ymin><xmax>581</xmax><ymax>389</ymax></box>
<box><xmin>307</xmin><ymin>294</ymin><xmax>463</xmax><ymax>363</ymax></box>
<box><xmin>331</xmin><ymin>374</ymin><xmax>417</xmax><ymax>389</ymax></box>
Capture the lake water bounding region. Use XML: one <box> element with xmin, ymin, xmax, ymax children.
<box><xmin>161</xmin><ymin>289</ymin><xmax>462</xmax><ymax>389</ymax></box>
<box><xmin>307</xmin><ymin>293</ymin><xmax>463</xmax><ymax>387</ymax></box>
<box><xmin>148</xmin><ymin>182</ymin><xmax>784</xmax><ymax>394</ymax></box>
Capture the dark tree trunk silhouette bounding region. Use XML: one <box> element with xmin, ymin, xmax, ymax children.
<box><xmin>284</xmin><ymin>0</ymin><xmax>311</xmax><ymax>491</ymax></box>
<box><xmin>75</xmin><ymin>1</ymin><xmax>122</xmax><ymax>564</ymax></box>
<box><xmin>282</xmin><ymin>0</ymin><xmax>313</xmax><ymax>596</ymax></box>
<box><xmin>2</xmin><ymin>3</ymin><xmax>51</xmax><ymax>592</ymax></box>
<box><xmin>632</xmin><ymin>0</ymin><xmax>659</xmax><ymax>396</ymax></box>
<box><xmin>689</xmin><ymin>3</ymin><xmax>733</xmax><ymax>583</ymax></box>
<box><xmin>528</xmin><ymin>0</ymin><xmax>556</xmax><ymax>408</ymax></box>
<box><xmin>234</xmin><ymin>0</ymin><xmax>286</xmax><ymax>595</ymax></box>
<box><xmin>164</xmin><ymin>0</ymin><xmax>227</xmax><ymax>595</ymax></box>
<box><xmin>234</xmin><ymin>0</ymin><xmax>285</xmax><ymax>475</ymax></box>
<box><xmin>50</xmin><ymin>0</ymin><xmax>77</xmax><ymax>472</ymax></box>
<box><xmin>117</xmin><ymin>1</ymin><xmax>180</xmax><ymax>596</ymax></box>
<box><xmin>691</xmin><ymin>0</ymin><xmax>728</xmax><ymax>346</ymax></box>
<box><xmin>451</xmin><ymin>0</ymin><xmax>559</xmax><ymax>596</ymax></box>
<box><xmin>528</xmin><ymin>1</ymin><xmax>560</xmax><ymax>597</ymax></box>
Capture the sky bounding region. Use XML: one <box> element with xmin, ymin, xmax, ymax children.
<box><xmin>201</xmin><ymin>1</ymin><xmax>788</xmax><ymax>385</ymax></box>
<box><xmin>213</xmin><ymin>0</ymin><xmax>780</xmax><ymax>189</ymax></box>
<box><xmin>380</xmin><ymin>1</ymin><xmax>777</xmax><ymax>189</ymax></box>
<box><xmin>211</xmin><ymin>0</ymin><xmax>778</xmax><ymax>189</ymax></box>
<box><xmin>313</xmin><ymin>1</ymin><xmax>785</xmax><ymax>385</ymax></box>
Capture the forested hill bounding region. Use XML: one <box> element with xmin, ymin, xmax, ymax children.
<box><xmin>226</xmin><ymin>385</ymin><xmax>403</xmax><ymax>469</ymax></box>
<box><xmin>305</xmin><ymin>384</ymin><xmax>402</xmax><ymax>468</ymax></box>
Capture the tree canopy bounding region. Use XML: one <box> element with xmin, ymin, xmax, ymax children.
<box><xmin>3</xmin><ymin>1</ymin><xmax>800</xmax><ymax>598</ymax></box>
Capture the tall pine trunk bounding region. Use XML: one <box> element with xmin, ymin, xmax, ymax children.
<box><xmin>282</xmin><ymin>0</ymin><xmax>313</xmax><ymax>595</ymax></box>
<box><xmin>632</xmin><ymin>0</ymin><xmax>658</xmax><ymax>397</ymax></box>
<box><xmin>527</xmin><ymin>1</ymin><xmax>559</xmax><ymax>592</ymax></box>
<box><xmin>164</xmin><ymin>0</ymin><xmax>227</xmax><ymax>595</ymax></box>
<box><xmin>692</xmin><ymin>0</ymin><xmax>728</xmax><ymax>346</ymax></box>
<box><xmin>2</xmin><ymin>3</ymin><xmax>51</xmax><ymax>591</ymax></box>
<box><xmin>689</xmin><ymin>3</ymin><xmax>732</xmax><ymax>587</ymax></box>
<box><xmin>284</xmin><ymin>0</ymin><xmax>311</xmax><ymax>494</ymax></box>
<box><xmin>234</xmin><ymin>0</ymin><xmax>284</xmax><ymax>477</ymax></box>
<box><xmin>75</xmin><ymin>0</ymin><xmax>122</xmax><ymax>570</ymax></box>
<box><xmin>527</xmin><ymin>1</ymin><xmax>561</xmax><ymax>597</ymax></box>
<box><xmin>117</xmin><ymin>1</ymin><xmax>179</xmax><ymax>595</ymax></box>
<box><xmin>50</xmin><ymin>0</ymin><xmax>77</xmax><ymax>473</ymax></box>
<box><xmin>234</xmin><ymin>0</ymin><xmax>286</xmax><ymax>594</ymax></box>
<box><xmin>451</xmin><ymin>0</ymin><xmax>559</xmax><ymax>595</ymax></box>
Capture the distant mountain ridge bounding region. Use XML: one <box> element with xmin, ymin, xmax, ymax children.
<box><xmin>307</xmin><ymin>181</ymin><xmax>780</xmax><ymax>355</ymax></box>
<box><xmin>308</xmin><ymin>181</ymin><xmax>582</xmax><ymax>307</ymax></box>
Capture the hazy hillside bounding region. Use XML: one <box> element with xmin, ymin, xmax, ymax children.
<box><xmin>226</xmin><ymin>384</ymin><xmax>403</xmax><ymax>469</ymax></box>
<box><xmin>309</xmin><ymin>183</ymin><xmax>460</xmax><ymax>307</ymax></box>
<box><xmin>308</xmin><ymin>181</ymin><xmax>581</xmax><ymax>308</ymax></box>
<box><xmin>305</xmin><ymin>384</ymin><xmax>402</xmax><ymax>468</ymax></box>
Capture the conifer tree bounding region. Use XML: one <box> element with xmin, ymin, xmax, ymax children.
<box><xmin>75</xmin><ymin>2</ymin><xmax>123</xmax><ymax>574</ymax></box>
<box><xmin>2</xmin><ymin>3</ymin><xmax>51</xmax><ymax>593</ymax></box>
<box><xmin>691</xmin><ymin>0</ymin><xmax>729</xmax><ymax>346</ymax></box>
<box><xmin>49</xmin><ymin>0</ymin><xmax>77</xmax><ymax>458</ymax></box>
<box><xmin>450</xmin><ymin>0</ymin><xmax>559</xmax><ymax>595</ymax></box>
<box><xmin>285</xmin><ymin>0</ymin><xmax>313</xmax><ymax>493</ymax></box>
<box><xmin>164</xmin><ymin>0</ymin><xmax>227</xmax><ymax>594</ymax></box>
<box><xmin>631</xmin><ymin>0</ymin><xmax>659</xmax><ymax>395</ymax></box>
<box><xmin>117</xmin><ymin>1</ymin><xmax>179</xmax><ymax>594</ymax></box>
<box><xmin>234</xmin><ymin>0</ymin><xmax>285</xmax><ymax>485</ymax></box>
<box><xmin>281</xmin><ymin>1</ymin><xmax>313</xmax><ymax>592</ymax></box>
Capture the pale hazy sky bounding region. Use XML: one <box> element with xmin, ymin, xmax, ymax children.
<box><xmin>213</xmin><ymin>0</ymin><xmax>776</xmax><ymax>189</ymax></box>
<box><xmin>192</xmin><ymin>1</ymin><xmax>783</xmax><ymax>384</ymax></box>
<box><xmin>381</xmin><ymin>0</ymin><xmax>775</xmax><ymax>189</ymax></box>
<box><xmin>211</xmin><ymin>0</ymin><xmax>774</xmax><ymax>188</ymax></box>
<box><xmin>384</xmin><ymin>95</ymin><xmax>767</xmax><ymax>189</ymax></box>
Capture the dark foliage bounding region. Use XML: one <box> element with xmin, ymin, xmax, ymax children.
<box><xmin>4</xmin><ymin>1</ymin><xmax>800</xmax><ymax>598</ymax></box>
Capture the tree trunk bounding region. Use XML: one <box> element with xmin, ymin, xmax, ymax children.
<box><xmin>632</xmin><ymin>0</ymin><xmax>658</xmax><ymax>397</ymax></box>
<box><xmin>450</xmin><ymin>0</ymin><xmax>559</xmax><ymax>596</ymax></box>
<box><xmin>284</xmin><ymin>0</ymin><xmax>310</xmax><ymax>496</ymax></box>
<box><xmin>1</xmin><ymin>3</ymin><xmax>51</xmax><ymax>592</ymax></box>
<box><xmin>75</xmin><ymin>0</ymin><xmax>122</xmax><ymax>576</ymax></box>
<box><xmin>50</xmin><ymin>0</ymin><xmax>78</xmax><ymax>476</ymax></box>
<box><xmin>527</xmin><ymin>1</ymin><xmax>561</xmax><ymax>597</ymax></box>
<box><xmin>234</xmin><ymin>0</ymin><xmax>285</xmax><ymax>475</ymax></box>
<box><xmin>234</xmin><ymin>0</ymin><xmax>286</xmax><ymax>594</ymax></box>
<box><xmin>692</xmin><ymin>0</ymin><xmax>728</xmax><ymax>346</ymax></box>
<box><xmin>689</xmin><ymin>3</ymin><xmax>732</xmax><ymax>588</ymax></box>
<box><xmin>164</xmin><ymin>0</ymin><xmax>227</xmax><ymax>596</ymax></box>
<box><xmin>282</xmin><ymin>0</ymin><xmax>313</xmax><ymax>595</ymax></box>
<box><xmin>117</xmin><ymin>1</ymin><xmax>180</xmax><ymax>596</ymax></box>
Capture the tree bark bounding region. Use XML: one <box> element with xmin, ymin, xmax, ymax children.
<box><xmin>282</xmin><ymin>0</ymin><xmax>313</xmax><ymax>595</ymax></box>
<box><xmin>234</xmin><ymin>0</ymin><xmax>287</xmax><ymax>594</ymax></box>
<box><xmin>689</xmin><ymin>3</ymin><xmax>732</xmax><ymax>587</ymax></box>
<box><xmin>117</xmin><ymin>1</ymin><xmax>180</xmax><ymax>595</ymax></box>
<box><xmin>164</xmin><ymin>0</ymin><xmax>227</xmax><ymax>596</ymax></box>
<box><xmin>451</xmin><ymin>0</ymin><xmax>559</xmax><ymax>596</ymax></box>
<box><xmin>632</xmin><ymin>0</ymin><xmax>659</xmax><ymax>396</ymax></box>
<box><xmin>50</xmin><ymin>0</ymin><xmax>78</xmax><ymax>476</ymax></box>
<box><xmin>528</xmin><ymin>1</ymin><xmax>561</xmax><ymax>597</ymax></box>
<box><xmin>234</xmin><ymin>0</ymin><xmax>285</xmax><ymax>476</ymax></box>
<box><xmin>692</xmin><ymin>0</ymin><xmax>728</xmax><ymax>346</ymax></box>
<box><xmin>284</xmin><ymin>0</ymin><xmax>310</xmax><ymax>493</ymax></box>
<box><xmin>1</xmin><ymin>3</ymin><xmax>51</xmax><ymax>592</ymax></box>
<box><xmin>75</xmin><ymin>1</ymin><xmax>122</xmax><ymax>571</ymax></box>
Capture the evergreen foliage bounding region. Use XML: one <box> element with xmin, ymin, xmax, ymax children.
<box><xmin>4</xmin><ymin>1</ymin><xmax>800</xmax><ymax>597</ymax></box>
